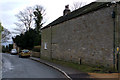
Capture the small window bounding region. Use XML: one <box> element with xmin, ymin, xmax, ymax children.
<box><xmin>44</xmin><ymin>43</ymin><xmax>47</xmax><ymax>50</ymax></box>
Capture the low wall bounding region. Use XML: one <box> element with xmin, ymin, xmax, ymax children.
<box><xmin>31</xmin><ymin>51</ymin><xmax>40</xmax><ymax>58</ymax></box>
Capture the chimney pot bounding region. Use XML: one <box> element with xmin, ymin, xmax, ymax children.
<box><xmin>63</xmin><ymin>5</ymin><xmax>71</xmax><ymax>16</ymax></box>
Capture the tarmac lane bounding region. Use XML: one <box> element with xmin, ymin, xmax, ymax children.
<box><xmin>2</xmin><ymin>53</ymin><xmax>67</xmax><ymax>80</ymax></box>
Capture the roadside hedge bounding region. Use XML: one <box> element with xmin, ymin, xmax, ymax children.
<box><xmin>32</xmin><ymin>45</ymin><xmax>40</xmax><ymax>52</ymax></box>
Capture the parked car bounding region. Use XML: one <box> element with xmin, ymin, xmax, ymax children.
<box><xmin>19</xmin><ymin>50</ymin><xmax>30</xmax><ymax>58</ymax></box>
<box><xmin>11</xmin><ymin>49</ymin><xmax>17</xmax><ymax>55</ymax></box>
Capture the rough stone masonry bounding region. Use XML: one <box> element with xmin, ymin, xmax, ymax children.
<box><xmin>41</xmin><ymin>2</ymin><xmax>120</xmax><ymax>69</ymax></box>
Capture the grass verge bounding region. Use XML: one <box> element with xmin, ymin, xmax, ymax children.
<box><xmin>41</xmin><ymin>57</ymin><xmax>117</xmax><ymax>73</ymax></box>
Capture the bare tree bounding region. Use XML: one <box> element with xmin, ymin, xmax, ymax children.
<box><xmin>33</xmin><ymin>5</ymin><xmax>46</xmax><ymax>32</ymax></box>
<box><xmin>34</xmin><ymin>5</ymin><xmax>46</xmax><ymax>18</ymax></box>
<box><xmin>14</xmin><ymin>5</ymin><xmax>46</xmax><ymax>34</ymax></box>
<box><xmin>2</xmin><ymin>28</ymin><xmax>11</xmax><ymax>43</ymax></box>
<box><xmin>15</xmin><ymin>7</ymin><xmax>34</xmax><ymax>32</ymax></box>
<box><xmin>0</xmin><ymin>22</ymin><xmax>11</xmax><ymax>43</ymax></box>
<box><xmin>71</xmin><ymin>2</ymin><xmax>86</xmax><ymax>11</ymax></box>
<box><xmin>13</xmin><ymin>23</ymin><xmax>25</xmax><ymax>34</ymax></box>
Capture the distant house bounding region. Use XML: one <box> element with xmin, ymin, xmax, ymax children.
<box><xmin>41</xmin><ymin>2</ymin><xmax>120</xmax><ymax>69</ymax></box>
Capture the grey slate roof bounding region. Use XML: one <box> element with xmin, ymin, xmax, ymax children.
<box><xmin>42</xmin><ymin>2</ymin><xmax>112</xmax><ymax>30</ymax></box>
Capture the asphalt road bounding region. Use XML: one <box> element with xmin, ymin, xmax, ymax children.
<box><xmin>2</xmin><ymin>53</ymin><xmax>66</xmax><ymax>79</ymax></box>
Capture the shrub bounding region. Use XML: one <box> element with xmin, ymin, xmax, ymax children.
<box><xmin>32</xmin><ymin>45</ymin><xmax>41</xmax><ymax>52</ymax></box>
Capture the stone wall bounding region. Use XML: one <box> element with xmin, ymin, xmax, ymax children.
<box><xmin>41</xmin><ymin>28</ymin><xmax>52</xmax><ymax>59</ymax></box>
<box><xmin>31</xmin><ymin>51</ymin><xmax>40</xmax><ymax>58</ymax></box>
<box><xmin>41</xmin><ymin>5</ymin><xmax>120</xmax><ymax>68</ymax></box>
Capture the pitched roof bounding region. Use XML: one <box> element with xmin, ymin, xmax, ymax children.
<box><xmin>42</xmin><ymin>2</ymin><xmax>111</xmax><ymax>30</ymax></box>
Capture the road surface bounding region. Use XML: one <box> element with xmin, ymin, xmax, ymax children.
<box><xmin>2</xmin><ymin>53</ymin><xmax>66</xmax><ymax>79</ymax></box>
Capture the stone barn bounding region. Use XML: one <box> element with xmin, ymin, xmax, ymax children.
<box><xmin>41</xmin><ymin>2</ymin><xmax>120</xmax><ymax>69</ymax></box>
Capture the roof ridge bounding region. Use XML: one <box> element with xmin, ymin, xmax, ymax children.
<box><xmin>42</xmin><ymin>2</ymin><xmax>111</xmax><ymax>30</ymax></box>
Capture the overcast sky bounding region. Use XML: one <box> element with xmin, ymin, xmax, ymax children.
<box><xmin>0</xmin><ymin>0</ymin><xmax>96</xmax><ymax>32</ymax></box>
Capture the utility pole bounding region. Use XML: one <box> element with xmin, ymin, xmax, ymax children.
<box><xmin>117</xmin><ymin>47</ymin><xmax>120</xmax><ymax>73</ymax></box>
<box><xmin>111</xmin><ymin>1</ymin><xmax>117</xmax><ymax>71</ymax></box>
<box><xmin>111</xmin><ymin>1</ymin><xmax>120</xmax><ymax>72</ymax></box>
<box><xmin>116</xmin><ymin>2</ymin><xmax>120</xmax><ymax>73</ymax></box>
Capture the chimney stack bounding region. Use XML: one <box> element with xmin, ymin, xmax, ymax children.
<box><xmin>63</xmin><ymin>5</ymin><xmax>71</xmax><ymax>16</ymax></box>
